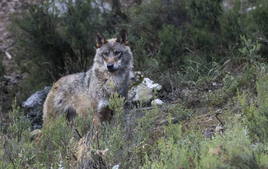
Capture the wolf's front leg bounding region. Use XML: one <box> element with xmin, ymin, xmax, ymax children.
<box><xmin>92</xmin><ymin>100</ymin><xmax>113</xmax><ymax>148</ymax></box>
<box><xmin>93</xmin><ymin>99</ymin><xmax>113</xmax><ymax>126</ymax></box>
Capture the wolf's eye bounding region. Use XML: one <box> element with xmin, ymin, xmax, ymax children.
<box><xmin>114</xmin><ymin>51</ymin><xmax>122</xmax><ymax>56</ymax></box>
<box><xmin>102</xmin><ymin>52</ymin><xmax>109</xmax><ymax>57</ymax></box>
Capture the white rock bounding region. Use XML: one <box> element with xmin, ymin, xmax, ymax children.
<box><xmin>151</xmin><ymin>99</ymin><xmax>164</xmax><ymax>106</ymax></box>
<box><xmin>112</xmin><ymin>164</ymin><xmax>120</xmax><ymax>169</ymax></box>
<box><xmin>22</xmin><ymin>86</ymin><xmax>51</xmax><ymax>108</ymax></box>
<box><xmin>5</xmin><ymin>51</ymin><xmax>12</xmax><ymax>59</ymax></box>
<box><xmin>143</xmin><ymin>78</ymin><xmax>162</xmax><ymax>91</ymax></box>
<box><xmin>30</xmin><ymin>129</ymin><xmax>42</xmax><ymax>138</ymax></box>
<box><xmin>58</xmin><ymin>160</ymin><xmax>64</xmax><ymax>169</ymax></box>
<box><xmin>215</xmin><ymin>125</ymin><xmax>224</xmax><ymax>133</ymax></box>
<box><xmin>246</xmin><ymin>6</ymin><xmax>256</xmax><ymax>12</ymax></box>
<box><xmin>128</xmin><ymin>77</ymin><xmax>162</xmax><ymax>103</ymax></box>
<box><xmin>132</xmin><ymin>83</ymin><xmax>153</xmax><ymax>102</ymax></box>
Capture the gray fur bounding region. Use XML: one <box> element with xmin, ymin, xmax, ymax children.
<box><xmin>43</xmin><ymin>37</ymin><xmax>133</xmax><ymax>125</ymax></box>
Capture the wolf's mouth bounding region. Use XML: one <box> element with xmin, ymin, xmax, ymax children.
<box><xmin>108</xmin><ymin>67</ymin><xmax>118</xmax><ymax>72</ymax></box>
<box><xmin>108</xmin><ymin>69</ymin><xmax>117</xmax><ymax>73</ymax></box>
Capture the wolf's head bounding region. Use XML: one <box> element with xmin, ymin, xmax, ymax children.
<box><xmin>93</xmin><ymin>30</ymin><xmax>133</xmax><ymax>73</ymax></box>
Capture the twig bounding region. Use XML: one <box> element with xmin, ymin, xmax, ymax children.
<box><xmin>215</xmin><ymin>111</ymin><xmax>224</xmax><ymax>127</ymax></box>
<box><xmin>74</xmin><ymin>128</ymin><xmax>82</xmax><ymax>139</ymax></box>
<box><xmin>128</xmin><ymin>106</ymin><xmax>154</xmax><ymax>114</ymax></box>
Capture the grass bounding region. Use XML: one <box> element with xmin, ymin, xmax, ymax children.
<box><xmin>1</xmin><ymin>63</ymin><xmax>268</xmax><ymax>169</ymax></box>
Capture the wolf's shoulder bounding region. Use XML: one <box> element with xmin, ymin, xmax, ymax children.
<box><xmin>55</xmin><ymin>69</ymin><xmax>92</xmax><ymax>89</ymax></box>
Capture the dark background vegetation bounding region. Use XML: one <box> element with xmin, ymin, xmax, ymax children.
<box><xmin>11</xmin><ymin>0</ymin><xmax>268</xmax><ymax>101</ymax></box>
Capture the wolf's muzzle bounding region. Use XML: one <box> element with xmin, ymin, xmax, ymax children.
<box><xmin>107</xmin><ymin>64</ymin><xmax>117</xmax><ymax>72</ymax></box>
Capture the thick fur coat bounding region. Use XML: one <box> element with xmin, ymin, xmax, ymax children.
<box><xmin>43</xmin><ymin>31</ymin><xmax>133</xmax><ymax>125</ymax></box>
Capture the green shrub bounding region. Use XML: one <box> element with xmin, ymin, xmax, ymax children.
<box><xmin>199</xmin><ymin>120</ymin><xmax>263</xmax><ymax>169</ymax></box>
<box><xmin>88</xmin><ymin>95</ymin><xmax>191</xmax><ymax>169</ymax></box>
<box><xmin>253</xmin><ymin>0</ymin><xmax>268</xmax><ymax>38</ymax></box>
<box><xmin>38</xmin><ymin>116</ymin><xmax>73</xmax><ymax>167</ymax></box>
<box><xmin>12</xmin><ymin>0</ymin><xmax>120</xmax><ymax>98</ymax></box>
<box><xmin>127</xmin><ymin>0</ymin><xmax>188</xmax><ymax>70</ymax></box>
<box><xmin>14</xmin><ymin>0</ymin><xmax>117</xmax><ymax>78</ymax></box>
<box><xmin>240</xmin><ymin>74</ymin><xmax>268</xmax><ymax>143</ymax></box>
<box><xmin>0</xmin><ymin>102</ymin><xmax>83</xmax><ymax>168</ymax></box>
<box><xmin>239</xmin><ymin>35</ymin><xmax>261</xmax><ymax>63</ymax></box>
<box><xmin>125</xmin><ymin>0</ymin><xmax>227</xmax><ymax>87</ymax></box>
<box><xmin>128</xmin><ymin>0</ymin><xmax>248</xmax><ymax>77</ymax></box>
<box><xmin>157</xmin><ymin>25</ymin><xmax>184</xmax><ymax>70</ymax></box>
<box><xmin>219</xmin><ymin>4</ymin><xmax>246</xmax><ymax>46</ymax></box>
<box><xmin>142</xmin><ymin>115</ymin><xmax>268</xmax><ymax>169</ymax></box>
<box><xmin>0</xmin><ymin>102</ymin><xmax>36</xmax><ymax>169</ymax></box>
<box><xmin>186</xmin><ymin>0</ymin><xmax>222</xmax><ymax>30</ymax></box>
<box><xmin>206</xmin><ymin>63</ymin><xmax>258</xmax><ymax>107</ymax></box>
<box><xmin>5</xmin><ymin>101</ymin><xmax>31</xmax><ymax>141</ymax></box>
<box><xmin>12</xmin><ymin>0</ymin><xmax>267</xmax><ymax>93</ymax></box>
<box><xmin>141</xmin><ymin>125</ymin><xmax>201</xmax><ymax>169</ymax></box>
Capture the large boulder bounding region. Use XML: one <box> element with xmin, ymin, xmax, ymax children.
<box><xmin>22</xmin><ymin>86</ymin><xmax>51</xmax><ymax>129</ymax></box>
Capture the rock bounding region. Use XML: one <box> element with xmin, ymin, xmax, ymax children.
<box><xmin>203</xmin><ymin>128</ymin><xmax>214</xmax><ymax>138</ymax></box>
<box><xmin>112</xmin><ymin>164</ymin><xmax>120</xmax><ymax>169</ymax></box>
<box><xmin>128</xmin><ymin>77</ymin><xmax>162</xmax><ymax>103</ymax></box>
<box><xmin>151</xmin><ymin>99</ymin><xmax>164</xmax><ymax>106</ymax></box>
<box><xmin>215</xmin><ymin>125</ymin><xmax>224</xmax><ymax>134</ymax></box>
<box><xmin>30</xmin><ymin>129</ymin><xmax>42</xmax><ymax>138</ymax></box>
<box><xmin>129</xmin><ymin>83</ymin><xmax>153</xmax><ymax>102</ymax></box>
<box><xmin>22</xmin><ymin>86</ymin><xmax>51</xmax><ymax>129</ymax></box>
<box><xmin>58</xmin><ymin>160</ymin><xmax>64</xmax><ymax>169</ymax></box>
<box><xmin>22</xmin><ymin>86</ymin><xmax>51</xmax><ymax>108</ymax></box>
<box><xmin>30</xmin><ymin>129</ymin><xmax>42</xmax><ymax>143</ymax></box>
<box><xmin>181</xmin><ymin>88</ymin><xmax>192</xmax><ymax>98</ymax></box>
<box><xmin>3</xmin><ymin>74</ymin><xmax>22</xmax><ymax>84</ymax></box>
<box><xmin>143</xmin><ymin>78</ymin><xmax>162</xmax><ymax>91</ymax></box>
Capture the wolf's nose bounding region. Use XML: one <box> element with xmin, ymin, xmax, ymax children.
<box><xmin>107</xmin><ymin>64</ymin><xmax>114</xmax><ymax>71</ymax></box>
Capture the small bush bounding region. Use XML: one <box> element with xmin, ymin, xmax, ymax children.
<box><xmin>199</xmin><ymin>120</ymin><xmax>262</xmax><ymax>169</ymax></box>
<box><xmin>127</xmin><ymin>0</ymin><xmax>188</xmax><ymax>70</ymax></box>
<box><xmin>0</xmin><ymin>102</ymin><xmax>35</xmax><ymax>169</ymax></box>
<box><xmin>186</xmin><ymin>0</ymin><xmax>222</xmax><ymax>30</ymax></box>
<box><xmin>253</xmin><ymin>0</ymin><xmax>268</xmax><ymax>38</ymax></box>
<box><xmin>13</xmin><ymin>0</ymin><xmax>116</xmax><ymax>78</ymax></box>
<box><xmin>157</xmin><ymin>25</ymin><xmax>184</xmax><ymax>70</ymax></box>
<box><xmin>219</xmin><ymin>5</ymin><xmax>245</xmax><ymax>46</ymax></box>
<box><xmin>1</xmin><ymin>102</ymin><xmax>84</xmax><ymax>168</ymax></box>
<box><xmin>240</xmin><ymin>74</ymin><xmax>268</xmax><ymax>143</ymax></box>
<box><xmin>142</xmin><ymin>116</ymin><xmax>268</xmax><ymax>169</ymax></box>
<box><xmin>239</xmin><ymin>35</ymin><xmax>261</xmax><ymax>63</ymax></box>
<box><xmin>38</xmin><ymin>116</ymin><xmax>73</xmax><ymax>167</ymax></box>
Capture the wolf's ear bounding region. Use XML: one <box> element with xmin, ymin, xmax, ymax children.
<box><xmin>116</xmin><ymin>29</ymin><xmax>128</xmax><ymax>45</ymax></box>
<box><xmin>96</xmin><ymin>33</ymin><xmax>106</xmax><ymax>48</ymax></box>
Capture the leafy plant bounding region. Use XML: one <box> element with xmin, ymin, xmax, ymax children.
<box><xmin>239</xmin><ymin>35</ymin><xmax>261</xmax><ymax>63</ymax></box>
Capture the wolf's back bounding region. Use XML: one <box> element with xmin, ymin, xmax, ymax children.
<box><xmin>42</xmin><ymin>71</ymin><xmax>92</xmax><ymax>125</ymax></box>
